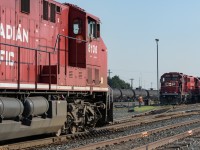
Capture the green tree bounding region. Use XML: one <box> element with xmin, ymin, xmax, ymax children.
<box><xmin>108</xmin><ymin>75</ymin><xmax>131</xmax><ymax>89</ymax></box>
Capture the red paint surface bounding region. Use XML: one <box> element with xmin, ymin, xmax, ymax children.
<box><xmin>0</xmin><ymin>0</ymin><xmax>107</xmax><ymax>91</ymax></box>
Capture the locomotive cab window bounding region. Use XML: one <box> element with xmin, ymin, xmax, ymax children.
<box><xmin>97</xmin><ymin>24</ymin><xmax>100</xmax><ymax>38</ymax></box>
<box><xmin>21</xmin><ymin>0</ymin><xmax>30</xmax><ymax>14</ymax></box>
<box><xmin>88</xmin><ymin>18</ymin><xmax>97</xmax><ymax>38</ymax></box>
<box><xmin>172</xmin><ymin>77</ymin><xmax>178</xmax><ymax>81</ymax></box>
<box><xmin>73</xmin><ymin>19</ymin><xmax>82</xmax><ymax>35</ymax></box>
<box><xmin>56</xmin><ymin>6</ymin><xmax>61</xmax><ymax>13</ymax></box>
<box><xmin>43</xmin><ymin>0</ymin><xmax>49</xmax><ymax>21</ymax></box>
<box><xmin>50</xmin><ymin>3</ymin><xmax>56</xmax><ymax>23</ymax></box>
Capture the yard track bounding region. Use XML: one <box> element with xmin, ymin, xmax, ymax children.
<box><xmin>1</xmin><ymin>104</ymin><xmax>200</xmax><ymax>150</ymax></box>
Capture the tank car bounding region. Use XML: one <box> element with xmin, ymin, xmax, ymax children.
<box><xmin>112</xmin><ymin>88</ymin><xmax>135</xmax><ymax>102</ymax></box>
<box><xmin>0</xmin><ymin>0</ymin><xmax>113</xmax><ymax>141</ymax></box>
<box><xmin>147</xmin><ymin>89</ymin><xmax>159</xmax><ymax>104</ymax></box>
<box><xmin>160</xmin><ymin>72</ymin><xmax>198</xmax><ymax>105</ymax></box>
<box><xmin>134</xmin><ymin>88</ymin><xmax>149</xmax><ymax>105</ymax></box>
<box><xmin>112</xmin><ymin>88</ymin><xmax>158</xmax><ymax>105</ymax></box>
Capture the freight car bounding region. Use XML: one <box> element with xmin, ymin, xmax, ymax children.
<box><xmin>160</xmin><ymin>72</ymin><xmax>200</xmax><ymax>105</ymax></box>
<box><xmin>112</xmin><ymin>88</ymin><xmax>158</xmax><ymax>105</ymax></box>
<box><xmin>0</xmin><ymin>0</ymin><xmax>113</xmax><ymax>141</ymax></box>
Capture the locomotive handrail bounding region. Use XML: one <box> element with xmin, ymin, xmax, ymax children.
<box><xmin>0</xmin><ymin>42</ymin><xmax>52</xmax><ymax>90</ymax></box>
<box><xmin>0</xmin><ymin>42</ymin><xmax>53</xmax><ymax>53</ymax></box>
<box><xmin>54</xmin><ymin>34</ymin><xmax>87</xmax><ymax>52</ymax></box>
<box><xmin>108</xmin><ymin>85</ymin><xmax>113</xmax><ymax>108</ymax></box>
<box><xmin>0</xmin><ymin>34</ymin><xmax>88</xmax><ymax>88</ymax></box>
<box><xmin>54</xmin><ymin>34</ymin><xmax>88</xmax><ymax>74</ymax></box>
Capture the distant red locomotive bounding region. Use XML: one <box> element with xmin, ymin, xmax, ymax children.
<box><xmin>0</xmin><ymin>0</ymin><xmax>113</xmax><ymax>141</ymax></box>
<box><xmin>160</xmin><ymin>72</ymin><xmax>199</xmax><ymax>104</ymax></box>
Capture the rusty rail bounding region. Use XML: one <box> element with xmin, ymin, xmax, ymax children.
<box><xmin>0</xmin><ymin>111</ymin><xmax>199</xmax><ymax>150</ymax></box>
<box><xmin>107</xmin><ymin>111</ymin><xmax>199</xmax><ymax>131</ymax></box>
<box><xmin>0</xmin><ymin>136</ymin><xmax>68</xmax><ymax>150</ymax></box>
<box><xmin>134</xmin><ymin>128</ymin><xmax>200</xmax><ymax>150</ymax></box>
<box><xmin>71</xmin><ymin>118</ymin><xmax>200</xmax><ymax>150</ymax></box>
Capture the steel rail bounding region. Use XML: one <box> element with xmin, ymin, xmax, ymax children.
<box><xmin>71</xmin><ymin>118</ymin><xmax>200</xmax><ymax>150</ymax></box>
<box><xmin>107</xmin><ymin>111</ymin><xmax>199</xmax><ymax>130</ymax></box>
<box><xmin>134</xmin><ymin>127</ymin><xmax>200</xmax><ymax>150</ymax></box>
<box><xmin>113</xmin><ymin>103</ymin><xmax>200</xmax><ymax>124</ymax></box>
<box><xmin>0</xmin><ymin>111</ymin><xmax>199</xmax><ymax>150</ymax></box>
<box><xmin>0</xmin><ymin>136</ymin><xmax>68</xmax><ymax>150</ymax></box>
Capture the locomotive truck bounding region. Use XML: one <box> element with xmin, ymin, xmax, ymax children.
<box><xmin>160</xmin><ymin>72</ymin><xmax>199</xmax><ymax>104</ymax></box>
<box><xmin>0</xmin><ymin>0</ymin><xmax>113</xmax><ymax>141</ymax></box>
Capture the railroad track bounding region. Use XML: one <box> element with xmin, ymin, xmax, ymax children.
<box><xmin>109</xmin><ymin>111</ymin><xmax>200</xmax><ymax>130</ymax></box>
<box><xmin>72</xmin><ymin>118</ymin><xmax>200</xmax><ymax>150</ymax></box>
<box><xmin>1</xmin><ymin>110</ymin><xmax>199</xmax><ymax>150</ymax></box>
<box><xmin>113</xmin><ymin>103</ymin><xmax>200</xmax><ymax>123</ymax></box>
<box><xmin>156</xmin><ymin>131</ymin><xmax>200</xmax><ymax>149</ymax></box>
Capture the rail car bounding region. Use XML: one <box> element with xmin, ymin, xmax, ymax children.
<box><xmin>112</xmin><ymin>88</ymin><xmax>158</xmax><ymax>105</ymax></box>
<box><xmin>0</xmin><ymin>0</ymin><xmax>113</xmax><ymax>141</ymax></box>
<box><xmin>160</xmin><ymin>72</ymin><xmax>200</xmax><ymax>105</ymax></box>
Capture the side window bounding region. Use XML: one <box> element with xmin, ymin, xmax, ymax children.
<box><xmin>50</xmin><ymin>3</ymin><xmax>56</xmax><ymax>23</ymax></box>
<box><xmin>56</xmin><ymin>6</ymin><xmax>61</xmax><ymax>14</ymax></box>
<box><xmin>21</xmin><ymin>0</ymin><xmax>30</xmax><ymax>14</ymax></box>
<box><xmin>97</xmin><ymin>24</ymin><xmax>100</xmax><ymax>38</ymax></box>
<box><xmin>43</xmin><ymin>0</ymin><xmax>49</xmax><ymax>21</ymax></box>
<box><xmin>73</xmin><ymin>19</ymin><xmax>82</xmax><ymax>35</ymax></box>
<box><xmin>88</xmin><ymin>18</ymin><xmax>97</xmax><ymax>38</ymax></box>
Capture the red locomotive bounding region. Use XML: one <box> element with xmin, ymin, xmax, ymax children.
<box><xmin>0</xmin><ymin>0</ymin><xmax>113</xmax><ymax>141</ymax></box>
<box><xmin>160</xmin><ymin>72</ymin><xmax>199</xmax><ymax>104</ymax></box>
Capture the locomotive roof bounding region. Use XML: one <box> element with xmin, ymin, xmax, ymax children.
<box><xmin>64</xmin><ymin>3</ymin><xmax>100</xmax><ymax>22</ymax></box>
<box><xmin>64</xmin><ymin>3</ymin><xmax>85</xmax><ymax>12</ymax></box>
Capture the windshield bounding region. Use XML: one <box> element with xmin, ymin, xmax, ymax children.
<box><xmin>162</xmin><ymin>75</ymin><xmax>179</xmax><ymax>82</ymax></box>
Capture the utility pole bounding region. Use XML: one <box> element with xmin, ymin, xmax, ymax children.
<box><xmin>108</xmin><ymin>69</ymin><xmax>112</xmax><ymax>78</ymax></box>
<box><xmin>139</xmin><ymin>77</ymin><xmax>140</xmax><ymax>88</ymax></box>
<box><xmin>130</xmin><ymin>78</ymin><xmax>134</xmax><ymax>89</ymax></box>
<box><xmin>155</xmin><ymin>39</ymin><xmax>159</xmax><ymax>102</ymax></box>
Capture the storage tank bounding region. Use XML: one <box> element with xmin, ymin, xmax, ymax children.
<box><xmin>0</xmin><ymin>97</ymin><xmax>24</xmax><ymax>119</ymax></box>
<box><xmin>134</xmin><ymin>89</ymin><xmax>148</xmax><ymax>99</ymax></box>
<box><xmin>23</xmin><ymin>97</ymin><xmax>49</xmax><ymax>118</ymax></box>
<box><xmin>112</xmin><ymin>89</ymin><xmax>122</xmax><ymax>99</ymax></box>
<box><xmin>148</xmin><ymin>89</ymin><xmax>158</xmax><ymax>100</ymax></box>
<box><xmin>121</xmin><ymin>89</ymin><xmax>135</xmax><ymax>99</ymax></box>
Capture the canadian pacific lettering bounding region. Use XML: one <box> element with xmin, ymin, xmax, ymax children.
<box><xmin>0</xmin><ymin>50</ymin><xmax>14</xmax><ymax>66</ymax></box>
<box><xmin>0</xmin><ymin>23</ymin><xmax>29</xmax><ymax>43</ymax></box>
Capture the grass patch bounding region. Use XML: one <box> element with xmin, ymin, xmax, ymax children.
<box><xmin>133</xmin><ymin>106</ymin><xmax>158</xmax><ymax>112</ymax></box>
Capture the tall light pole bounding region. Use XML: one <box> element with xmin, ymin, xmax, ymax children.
<box><xmin>130</xmin><ymin>78</ymin><xmax>134</xmax><ymax>89</ymax></box>
<box><xmin>155</xmin><ymin>39</ymin><xmax>159</xmax><ymax>102</ymax></box>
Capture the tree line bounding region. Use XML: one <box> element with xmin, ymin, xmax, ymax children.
<box><xmin>108</xmin><ymin>76</ymin><xmax>131</xmax><ymax>89</ymax></box>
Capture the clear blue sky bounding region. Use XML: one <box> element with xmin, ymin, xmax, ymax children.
<box><xmin>58</xmin><ymin>0</ymin><xmax>200</xmax><ymax>89</ymax></box>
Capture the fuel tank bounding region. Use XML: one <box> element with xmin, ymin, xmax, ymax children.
<box><xmin>0</xmin><ymin>97</ymin><xmax>24</xmax><ymax>119</ymax></box>
<box><xmin>23</xmin><ymin>97</ymin><xmax>49</xmax><ymax>118</ymax></box>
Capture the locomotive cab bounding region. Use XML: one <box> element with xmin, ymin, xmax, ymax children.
<box><xmin>160</xmin><ymin>72</ymin><xmax>198</xmax><ymax>105</ymax></box>
<box><xmin>160</xmin><ymin>73</ymin><xmax>185</xmax><ymax>104</ymax></box>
